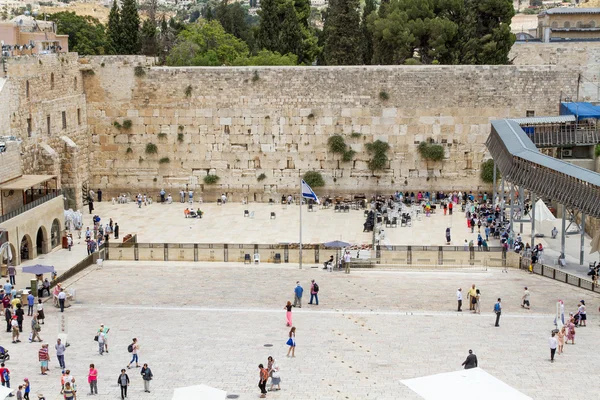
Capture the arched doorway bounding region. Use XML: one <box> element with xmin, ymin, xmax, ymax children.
<box><xmin>36</xmin><ymin>226</ymin><xmax>48</xmax><ymax>255</ymax></box>
<box><xmin>50</xmin><ymin>219</ymin><xmax>61</xmax><ymax>249</ymax></box>
<box><xmin>21</xmin><ymin>234</ymin><xmax>32</xmax><ymax>261</ymax></box>
<box><xmin>0</xmin><ymin>243</ymin><xmax>16</xmax><ymax>269</ymax></box>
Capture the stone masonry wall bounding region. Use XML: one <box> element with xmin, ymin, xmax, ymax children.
<box><xmin>6</xmin><ymin>53</ymin><xmax>89</xmax><ymax>209</ymax></box>
<box><xmin>82</xmin><ymin>56</ymin><xmax>579</xmax><ymax>201</ymax></box>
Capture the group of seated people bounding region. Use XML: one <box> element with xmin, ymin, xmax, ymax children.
<box><xmin>184</xmin><ymin>208</ymin><xmax>204</xmax><ymax>218</ymax></box>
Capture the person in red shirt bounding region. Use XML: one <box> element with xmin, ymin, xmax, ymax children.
<box><xmin>258</xmin><ymin>364</ymin><xmax>268</xmax><ymax>398</ymax></box>
<box><xmin>38</xmin><ymin>344</ymin><xmax>49</xmax><ymax>375</ymax></box>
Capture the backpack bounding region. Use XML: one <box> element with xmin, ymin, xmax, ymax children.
<box><xmin>494</xmin><ymin>303</ymin><xmax>500</xmax><ymax>313</ymax></box>
<box><xmin>127</xmin><ymin>344</ymin><xmax>133</xmax><ymax>353</ymax></box>
<box><xmin>313</xmin><ymin>283</ymin><xmax>319</xmax><ymax>293</ymax></box>
<box><xmin>2</xmin><ymin>370</ymin><xmax>8</xmax><ymax>382</ymax></box>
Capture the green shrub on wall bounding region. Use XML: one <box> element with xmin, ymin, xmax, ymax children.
<box><xmin>365</xmin><ymin>140</ymin><xmax>390</xmax><ymax>171</ymax></box>
<box><xmin>417</xmin><ymin>142</ymin><xmax>445</xmax><ymax>161</ymax></box>
<box><xmin>159</xmin><ymin>157</ymin><xmax>170</xmax><ymax>164</ymax></box>
<box><xmin>480</xmin><ymin>159</ymin><xmax>500</xmax><ymax>183</ymax></box>
<box><xmin>257</xmin><ymin>173</ymin><xmax>267</xmax><ymax>182</ymax></box>
<box><xmin>303</xmin><ymin>171</ymin><xmax>325</xmax><ymax>187</ymax></box>
<box><xmin>145</xmin><ymin>143</ymin><xmax>158</xmax><ymax>154</ymax></box>
<box><xmin>204</xmin><ymin>174</ymin><xmax>220</xmax><ymax>185</ymax></box>
<box><xmin>328</xmin><ymin>135</ymin><xmax>346</xmax><ymax>154</ymax></box>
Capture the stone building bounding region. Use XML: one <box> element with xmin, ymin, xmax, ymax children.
<box><xmin>0</xmin><ymin>15</ymin><xmax>68</xmax><ymax>56</ymax></box>
<box><xmin>538</xmin><ymin>7</ymin><xmax>600</xmax><ymax>42</ymax></box>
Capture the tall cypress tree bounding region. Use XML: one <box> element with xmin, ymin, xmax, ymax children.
<box><xmin>323</xmin><ymin>0</ymin><xmax>362</xmax><ymax>65</ymax></box>
<box><xmin>361</xmin><ymin>0</ymin><xmax>375</xmax><ymax>64</ymax></box>
<box><xmin>256</xmin><ymin>0</ymin><xmax>280</xmax><ymax>51</ymax></box>
<box><xmin>120</xmin><ymin>0</ymin><xmax>141</xmax><ymax>54</ymax></box>
<box><xmin>106</xmin><ymin>0</ymin><xmax>121</xmax><ymax>54</ymax></box>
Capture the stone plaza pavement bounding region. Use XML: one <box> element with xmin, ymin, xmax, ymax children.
<box><xmin>3</xmin><ymin>261</ymin><xmax>600</xmax><ymax>400</ymax></box>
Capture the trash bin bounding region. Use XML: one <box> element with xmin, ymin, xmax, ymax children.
<box><xmin>30</xmin><ymin>279</ymin><xmax>38</xmax><ymax>296</ymax></box>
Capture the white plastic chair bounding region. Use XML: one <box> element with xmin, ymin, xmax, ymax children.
<box><xmin>254</xmin><ymin>254</ymin><xmax>260</xmax><ymax>264</ymax></box>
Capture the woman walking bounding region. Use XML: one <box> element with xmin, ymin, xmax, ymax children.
<box><xmin>117</xmin><ymin>369</ymin><xmax>129</xmax><ymax>400</ymax></box>
<box><xmin>557</xmin><ymin>326</ymin><xmax>565</xmax><ymax>355</ymax></box>
<box><xmin>37</xmin><ymin>300</ymin><xmax>45</xmax><ymax>324</ymax></box>
<box><xmin>578</xmin><ymin>300</ymin><xmax>586</xmax><ymax>327</ymax></box>
<box><xmin>88</xmin><ymin>364</ymin><xmax>98</xmax><ymax>396</ymax></box>
<box><xmin>284</xmin><ymin>301</ymin><xmax>292</xmax><ymax>327</ymax></box>
<box><xmin>473</xmin><ymin>289</ymin><xmax>481</xmax><ymax>314</ymax></box>
<box><xmin>567</xmin><ymin>320</ymin><xmax>576</xmax><ymax>344</ymax></box>
<box><xmin>140</xmin><ymin>364</ymin><xmax>153</xmax><ymax>393</ymax></box>
<box><xmin>267</xmin><ymin>356</ymin><xmax>281</xmax><ymax>392</ymax></box>
<box><xmin>286</xmin><ymin>327</ymin><xmax>296</xmax><ymax>357</ymax></box>
<box><xmin>445</xmin><ymin>228</ymin><xmax>451</xmax><ymax>245</ymax></box>
<box><xmin>30</xmin><ymin>316</ymin><xmax>42</xmax><ymax>342</ymax></box>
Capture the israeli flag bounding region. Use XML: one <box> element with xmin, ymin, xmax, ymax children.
<box><xmin>301</xmin><ymin>180</ymin><xmax>320</xmax><ymax>204</ymax></box>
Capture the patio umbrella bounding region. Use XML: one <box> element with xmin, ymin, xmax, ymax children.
<box><xmin>171</xmin><ymin>384</ymin><xmax>227</xmax><ymax>400</ymax></box>
<box><xmin>22</xmin><ymin>265</ymin><xmax>55</xmax><ymax>275</ymax></box>
<box><xmin>323</xmin><ymin>240</ymin><xmax>351</xmax><ymax>248</ymax></box>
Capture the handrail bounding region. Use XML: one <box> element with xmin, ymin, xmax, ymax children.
<box><xmin>0</xmin><ymin>190</ymin><xmax>63</xmax><ymax>224</ymax></box>
<box><xmin>520</xmin><ymin>256</ymin><xmax>599</xmax><ymax>293</ymax></box>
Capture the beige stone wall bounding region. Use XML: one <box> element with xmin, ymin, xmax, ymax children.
<box><xmin>0</xmin><ymin>142</ymin><xmax>23</xmax><ymax>184</ymax></box>
<box><xmin>5</xmin><ymin>53</ymin><xmax>90</xmax><ymax>210</ymax></box>
<box><xmin>0</xmin><ymin>195</ymin><xmax>65</xmax><ymax>265</ymax></box>
<box><xmin>82</xmin><ymin>57</ymin><xmax>578</xmax><ymax>201</ymax></box>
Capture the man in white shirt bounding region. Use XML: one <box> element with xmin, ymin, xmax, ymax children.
<box><xmin>549</xmin><ymin>332</ymin><xmax>558</xmax><ymax>362</ymax></box>
<box><xmin>521</xmin><ymin>287</ymin><xmax>530</xmax><ymax>309</ymax></box>
<box><xmin>456</xmin><ymin>288</ymin><xmax>463</xmax><ymax>312</ymax></box>
<box><xmin>58</xmin><ymin>289</ymin><xmax>67</xmax><ymax>313</ymax></box>
<box><xmin>344</xmin><ymin>252</ymin><xmax>352</xmax><ymax>274</ymax></box>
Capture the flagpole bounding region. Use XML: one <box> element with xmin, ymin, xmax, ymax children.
<box><xmin>299</xmin><ymin>179</ymin><xmax>303</xmax><ymax>270</ymax></box>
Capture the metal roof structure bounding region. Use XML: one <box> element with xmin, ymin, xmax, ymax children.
<box><xmin>486</xmin><ymin>119</ymin><xmax>600</xmax><ymax>218</ymax></box>
<box><xmin>0</xmin><ymin>175</ymin><xmax>56</xmax><ymax>190</ymax></box>
<box><xmin>510</xmin><ymin>115</ymin><xmax>576</xmax><ymax>125</ymax></box>
<box><xmin>542</xmin><ymin>7</ymin><xmax>600</xmax><ymax>15</ymax></box>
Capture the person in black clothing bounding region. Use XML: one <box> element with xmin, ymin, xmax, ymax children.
<box><xmin>461</xmin><ymin>350</ymin><xmax>478</xmax><ymax>369</ymax></box>
<box><xmin>114</xmin><ymin>223</ymin><xmax>119</xmax><ymax>240</ymax></box>
<box><xmin>15</xmin><ymin>304</ymin><xmax>24</xmax><ymax>332</ymax></box>
<box><xmin>117</xmin><ymin>369</ymin><xmax>129</xmax><ymax>399</ymax></box>
<box><xmin>97</xmin><ymin>189</ymin><xmax>102</xmax><ymax>202</ymax></box>
<box><xmin>5</xmin><ymin>307</ymin><xmax>12</xmax><ymax>332</ymax></box>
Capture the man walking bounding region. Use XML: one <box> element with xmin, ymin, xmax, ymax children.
<box><xmin>456</xmin><ymin>288</ymin><xmax>463</xmax><ymax>312</ymax></box>
<box><xmin>293</xmin><ymin>282</ymin><xmax>303</xmax><ymax>308</ymax></box>
<box><xmin>58</xmin><ymin>289</ymin><xmax>67</xmax><ymax>312</ymax></box>
<box><xmin>55</xmin><ymin>338</ymin><xmax>66</xmax><ymax>369</ymax></box>
<box><xmin>308</xmin><ymin>280</ymin><xmax>319</xmax><ymax>305</ymax></box>
<box><xmin>549</xmin><ymin>332</ymin><xmax>558</xmax><ymax>362</ymax></box>
<box><xmin>521</xmin><ymin>287</ymin><xmax>530</xmax><ymax>309</ymax></box>
<box><xmin>461</xmin><ymin>350</ymin><xmax>478</xmax><ymax>369</ymax></box>
<box><xmin>258</xmin><ymin>364</ymin><xmax>268</xmax><ymax>399</ymax></box>
<box><xmin>494</xmin><ymin>298</ymin><xmax>502</xmax><ymax>327</ymax></box>
<box><xmin>117</xmin><ymin>369</ymin><xmax>129</xmax><ymax>399</ymax></box>
<box><xmin>26</xmin><ymin>293</ymin><xmax>34</xmax><ymax>316</ymax></box>
<box><xmin>468</xmin><ymin>284</ymin><xmax>477</xmax><ymax>311</ymax></box>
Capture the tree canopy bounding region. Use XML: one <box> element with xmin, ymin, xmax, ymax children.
<box><xmin>47</xmin><ymin>12</ymin><xmax>107</xmax><ymax>55</ymax></box>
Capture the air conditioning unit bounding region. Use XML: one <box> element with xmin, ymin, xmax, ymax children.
<box><xmin>561</xmin><ymin>149</ymin><xmax>573</xmax><ymax>157</ymax></box>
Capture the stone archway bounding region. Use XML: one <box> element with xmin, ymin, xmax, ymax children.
<box><xmin>0</xmin><ymin>242</ymin><xmax>16</xmax><ymax>268</ymax></box>
<box><xmin>21</xmin><ymin>234</ymin><xmax>33</xmax><ymax>261</ymax></box>
<box><xmin>36</xmin><ymin>226</ymin><xmax>48</xmax><ymax>255</ymax></box>
<box><xmin>50</xmin><ymin>218</ymin><xmax>61</xmax><ymax>249</ymax></box>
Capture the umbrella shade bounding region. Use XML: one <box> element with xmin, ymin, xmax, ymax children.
<box><xmin>534</xmin><ymin>199</ymin><xmax>556</xmax><ymax>223</ymax></box>
<box><xmin>22</xmin><ymin>265</ymin><xmax>55</xmax><ymax>274</ymax></box>
<box><xmin>172</xmin><ymin>385</ymin><xmax>227</xmax><ymax>400</ymax></box>
<box><xmin>323</xmin><ymin>240</ymin><xmax>351</xmax><ymax>248</ymax></box>
<box><xmin>0</xmin><ymin>386</ymin><xmax>13</xmax><ymax>399</ymax></box>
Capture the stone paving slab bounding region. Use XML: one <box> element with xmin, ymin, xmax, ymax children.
<box><xmin>2</xmin><ymin>262</ymin><xmax>599</xmax><ymax>400</ymax></box>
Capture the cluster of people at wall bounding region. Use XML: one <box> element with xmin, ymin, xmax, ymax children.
<box><xmin>84</xmin><ymin>216</ymin><xmax>118</xmax><ymax>254</ymax></box>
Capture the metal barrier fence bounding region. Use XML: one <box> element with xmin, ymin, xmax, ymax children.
<box><xmin>104</xmin><ymin>241</ymin><xmax>514</xmax><ymax>268</ymax></box>
<box><xmin>520</xmin><ymin>256</ymin><xmax>600</xmax><ymax>293</ymax></box>
<box><xmin>0</xmin><ymin>190</ymin><xmax>63</xmax><ymax>224</ymax></box>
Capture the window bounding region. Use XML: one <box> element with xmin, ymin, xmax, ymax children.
<box><xmin>564</xmin><ymin>21</ymin><xmax>571</xmax><ymax>28</ymax></box>
<box><xmin>62</xmin><ymin>111</ymin><xmax>67</xmax><ymax>130</ymax></box>
<box><xmin>590</xmin><ymin>21</ymin><xmax>596</xmax><ymax>28</ymax></box>
<box><xmin>27</xmin><ymin>117</ymin><xmax>32</xmax><ymax>137</ymax></box>
<box><xmin>576</xmin><ymin>21</ymin><xmax>582</xmax><ymax>28</ymax></box>
<box><xmin>50</xmin><ymin>73</ymin><xmax>54</xmax><ymax>90</ymax></box>
<box><xmin>47</xmin><ymin>115</ymin><xmax>51</xmax><ymax>135</ymax></box>
<box><xmin>26</xmin><ymin>80</ymin><xmax>29</xmax><ymax>98</ymax></box>
<box><xmin>551</xmin><ymin>21</ymin><xmax>558</xmax><ymax>29</ymax></box>
<box><xmin>77</xmin><ymin>108</ymin><xmax>81</xmax><ymax>125</ymax></box>
<box><xmin>526</xmin><ymin>110</ymin><xmax>535</xmax><ymax>117</ymax></box>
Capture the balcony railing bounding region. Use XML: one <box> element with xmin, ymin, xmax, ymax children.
<box><xmin>0</xmin><ymin>190</ymin><xmax>63</xmax><ymax>224</ymax></box>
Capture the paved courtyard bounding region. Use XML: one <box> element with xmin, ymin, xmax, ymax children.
<box><xmin>4</xmin><ymin>261</ymin><xmax>600</xmax><ymax>399</ymax></box>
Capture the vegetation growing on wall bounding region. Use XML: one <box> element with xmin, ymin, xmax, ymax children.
<box><xmin>257</xmin><ymin>173</ymin><xmax>267</xmax><ymax>181</ymax></box>
<box><xmin>417</xmin><ymin>142</ymin><xmax>445</xmax><ymax>162</ymax></box>
<box><xmin>480</xmin><ymin>159</ymin><xmax>500</xmax><ymax>184</ymax></box>
<box><xmin>365</xmin><ymin>140</ymin><xmax>390</xmax><ymax>171</ymax></box>
<box><xmin>204</xmin><ymin>174</ymin><xmax>220</xmax><ymax>184</ymax></box>
<box><xmin>303</xmin><ymin>171</ymin><xmax>325</xmax><ymax>187</ymax></box>
<box><xmin>159</xmin><ymin>157</ymin><xmax>170</xmax><ymax>164</ymax></box>
<box><xmin>327</xmin><ymin>135</ymin><xmax>355</xmax><ymax>162</ymax></box>
<box><xmin>145</xmin><ymin>143</ymin><xmax>158</xmax><ymax>154</ymax></box>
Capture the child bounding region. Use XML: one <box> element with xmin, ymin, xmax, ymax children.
<box><xmin>16</xmin><ymin>385</ymin><xmax>23</xmax><ymax>400</ymax></box>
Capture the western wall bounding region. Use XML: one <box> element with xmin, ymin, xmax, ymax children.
<box><xmin>4</xmin><ymin>43</ymin><xmax>600</xmax><ymax>205</ymax></box>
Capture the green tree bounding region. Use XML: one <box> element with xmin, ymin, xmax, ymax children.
<box><xmin>361</xmin><ymin>0</ymin><xmax>376</xmax><ymax>64</ymax></box>
<box><xmin>166</xmin><ymin>20</ymin><xmax>249</xmax><ymax>66</ymax></box>
<box><xmin>106</xmin><ymin>0</ymin><xmax>121</xmax><ymax>54</ymax></box>
<box><xmin>140</xmin><ymin>0</ymin><xmax>158</xmax><ymax>56</ymax></box>
<box><xmin>232</xmin><ymin>49</ymin><xmax>297</xmax><ymax>65</ymax></box>
<box><xmin>215</xmin><ymin>1</ymin><xmax>255</xmax><ymax>49</ymax></box>
<box><xmin>47</xmin><ymin>12</ymin><xmax>107</xmax><ymax>55</ymax></box>
<box><xmin>323</xmin><ymin>0</ymin><xmax>362</xmax><ymax>65</ymax></box>
<box><xmin>120</xmin><ymin>0</ymin><xmax>141</xmax><ymax>54</ymax></box>
<box><xmin>256</xmin><ymin>0</ymin><xmax>280</xmax><ymax>51</ymax></box>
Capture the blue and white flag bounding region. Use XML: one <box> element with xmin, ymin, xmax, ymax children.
<box><xmin>301</xmin><ymin>180</ymin><xmax>320</xmax><ymax>204</ymax></box>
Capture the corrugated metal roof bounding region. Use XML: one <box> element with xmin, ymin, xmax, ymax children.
<box><xmin>510</xmin><ymin>115</ymin><xmax>576</xmax><ymax>125</ymax></box>
<box><xmin>490</xmin><ymin>120</ymin><xmax>600</xmax><ymax>187</ymax></box>
<box><xmin>544</xmin><ymin>7</ymin><xmax>600</xmax><ymax>15</ymax></box>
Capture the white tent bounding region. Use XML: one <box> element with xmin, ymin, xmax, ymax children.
<box><xmin>0</xmin><ymin>386</ymin><xmax>13</xmax><ymax>399</ymax></box>
<box><xmin>171</xmin><ymin>384</ymin><xmax>227</xmax><ymax>400</ymax></box>
<box><xmin>401</xmin><ymin>368</ymin><xmax>532</xmax><ymax>400</ymax></box>
<box><xmin>534</xmin><ymin>199</ymin><xmax>556</xmax><ymax>223</ymax></box>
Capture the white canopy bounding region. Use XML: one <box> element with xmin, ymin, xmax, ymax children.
<box><xmin>534</xmin><ymin>199</ymin><xmax>556</xmax><ymax>223</ymax></box>
<box><xmin>401</xmin><ymin>368</ymin><xmax>532</xmax><ymax>400</ymax></box>
<box><xmin>0</xmin><ymin>386</ymin><xmax>13</xmax><ymax>399</ymax></box>
<box><xmin>171</xmin><ymin>385</ymin><xmax>227</xmax><ymax>400</ymax></box>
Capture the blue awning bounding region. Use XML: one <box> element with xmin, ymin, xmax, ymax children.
<box><xmin>559</xmin><ymin>102</ymin><xmax>600</xmax><ymax>120</ymax></box>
